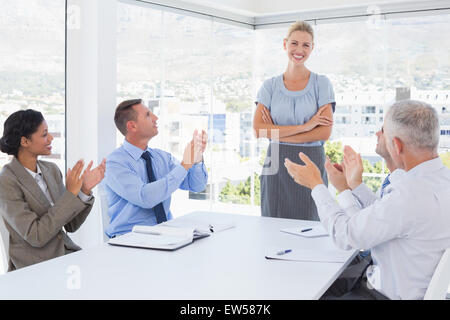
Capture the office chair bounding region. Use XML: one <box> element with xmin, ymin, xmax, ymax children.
<box><xmin>98</xmin><ymin>184</ymin><xmax>111</xmax><ymax>243</ymax></box>
<box><xmin>0</xmin><ymin>217</ymin><xmax>9</xmax><ymax>274</ymax></box>
<box><xmin>424</xmin><ymin>248</ymin><xmax>450</xmax><ymax>300</ymax></box>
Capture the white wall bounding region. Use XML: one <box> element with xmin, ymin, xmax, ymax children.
<box><xmin>66</xmin><ymin>0</ymin><xmax>117</xmax><ymax>248</ymax></box>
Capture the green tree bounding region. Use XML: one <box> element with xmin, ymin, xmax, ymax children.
<box><xmin>324</xmin><ymin>141</ymin><xmax>343</xmax><ymax>163</ymax></box>
<box><xmin>363</xmin><ymin>176</ymin><xmax>382</xmax><ymax>193</ymax></box>
<box><xmin>259</xmin><ymin>149</ymin><xmax>267</xmax><ymax>166</ymax></box>
<box><xmin>219</xmin><ymin>173</ymin><xmax>260</xmax><ymax>206</ymax></box>
<box><xmin>225</xmin><ymin>98</ymin><xmax>251</xmax><ymax>113</ymax></box>
<box><xmin>324</xmin><ymin>141</ymin><xmax>388</xmax><ymax>193</ymax></box>
<box><xmin>218</xmin><ymin>181</ymin><xmax>237</xmax><ymax>203</ymax></box>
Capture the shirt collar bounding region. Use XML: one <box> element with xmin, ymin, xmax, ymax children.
<box><xmin>24</xmin><ymin>163</ymin><xmax>42</xmax><ymax>179</ymax></box>
<box><xmin>388</xmin><ymin>168</ymin><xmax>405</xmax><ymax>183</ymax></box>
<box><xmin>405</xmin><ymin>157</ymin><xmax>444</xmax><ymax>177</ymax></box>
<box><xmin>123</xmin><ymin>139</ymin><xmax>152</xmax><ymax>161</ymax></box>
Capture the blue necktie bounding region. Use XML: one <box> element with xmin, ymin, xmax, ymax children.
<box><xmin>380</xmin><ymin>174</ymin><xmax>391</xmax><ymax>198</ymax></box>
<box><xmin>141</xmin><ymin>151</ymin><xmax>167</xmax><ymax>224</ymax></box>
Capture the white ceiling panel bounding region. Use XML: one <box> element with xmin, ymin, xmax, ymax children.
<box><xmin>176</xmin><ymin>0</ymin><xmax>441</xmax><ymax>16</ymax></box>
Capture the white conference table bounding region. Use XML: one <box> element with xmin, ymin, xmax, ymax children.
<box><xmin>0</xmin><ymin>211</ymin><xmax>357</xmax><ymax>300</ymax></box>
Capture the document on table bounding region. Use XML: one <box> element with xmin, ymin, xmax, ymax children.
<box><xmin>108</xmin><ymin>225</ymin><xmax>201</xmax><ymax>250</ymax></box>
<box><xmin>280</xmin><ymin>225</ymin><xmax>328</xmax><ymax>238</ymax></box>
<box><xmin>109</xmin><ymin>231</ymin><xmax>192</xmax><ymax>249</ymax></box>
<box><xmin>265</xmin><ymin>246</ymin><xmax>349</xmax><ymax>263</ymax></box>
<box><xmin>108</xmin><ymin>218</ymin><xmax>236</xmax><ymax>251</ymax></box>
<box><xmin>164</xmin><ymin>218</ymin><xmax>236</xmax><ymax>236</ymax></box>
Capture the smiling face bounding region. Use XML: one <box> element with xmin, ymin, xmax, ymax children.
<box><xmin>283</xmin><ymin>30</ymin><xmax>314</xmax><ymax>65</ymax></box>
<box><xmin>20</xmin><ymin>120</ymin><xmax>53</xmax><ymax>156</ymax></box>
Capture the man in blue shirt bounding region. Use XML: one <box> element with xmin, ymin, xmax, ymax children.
<box><xmin>104</xmin><ymin>99</ymin><xmax>208</xmax><ymax>238</ymax></box>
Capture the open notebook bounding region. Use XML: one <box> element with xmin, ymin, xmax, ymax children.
<box><xmin>108</xmin><ymin>219</ymin><xmax>235</xmax><ymax>251</ymax></box>
<box><xmin>108</xmin><ymin>225</ymin><xmax>210</xmax><ymax>250</ymax></box>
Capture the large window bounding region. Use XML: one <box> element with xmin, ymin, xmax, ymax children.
<box><xmin>312</xmin><ymin>15</ymin><xmax>450</xmax><ymax>189</ymax></box>
<box><xmin>117</xmin><ymin>3</ymin><xmax>450</xmax><ymax>219</ymax></box>
<box><xmin>117</xmin><ymin>3</ymin><xmax>257</xmax><ymax>217</ymax></box>
<box><xmin>0</xmin><ymin>0</ymin><xmax>66</xmax><ymax>274</ymax></box>
<box><xmin>0</xmin><ymin>0</ymin><xmax>66</xmax><ymax>171</ymax></box>
<box><xmin>258</xmin><ymin>15</ymin><xmax>450</xmax><ymax>191</ymax></box>
<box><xmin>312</xmin><ymin>19</ymin><xmax>392</xmax><ymax>191</ymax></box>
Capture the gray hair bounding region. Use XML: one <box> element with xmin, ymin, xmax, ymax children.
<box><xmin>384</xmin><ymin>100</ymin><xmax>440</xmax><ymax>151</ymax></box>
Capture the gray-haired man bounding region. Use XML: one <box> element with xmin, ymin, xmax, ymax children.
<box><xmin>284</xmin><ymin>100</ymin><xmax>450</xmax><ymax>299</ymax></box>
<box><xmin>317</xmin><ymin>123</ymin><xmax>404</xmax><ymax>300</ymax></box>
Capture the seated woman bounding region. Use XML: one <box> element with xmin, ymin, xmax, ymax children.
<box><xmin>0</xmin><ymin>109</ymin><xmax>105</xmax><ymax>271</ymax></box>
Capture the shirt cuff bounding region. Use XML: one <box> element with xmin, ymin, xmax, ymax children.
<box><xmin>311</xmin><ymin>184</ymin><xmax>342</xmax><ymax>221</ymax></box>
<box><xmin>191</xmin><ymin>161</ymin><xmax>205</xmax><ymax>170</ymax></box>
<box><xmin>311</xmin><ymin>184</ymin><xmax>332</xmax><ymax>202</ymax></box>
<box><xmin>352</xmin><ymin>182</ymin><xmax>370</xmax><ymax>194</ymax></box>
<box><xmin>174</xmin><ymin>163</ymin><xmax>190</xmax><ymax>178</ymax></box>
<box><xmin>352</xmin><ymin>183</ymin><xmax>376</xmax><ymax>206</ymax></box>
<box><xmin>78</xmin><ymin>191</ymin><xmax>93</xmax><ymax>203</ymax></box>
<box><xmin>336</xmin><ymin>190</ymin><xmax>361</xmax><ymax>211</ymax></box>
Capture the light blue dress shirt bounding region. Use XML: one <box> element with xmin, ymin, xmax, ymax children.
<box><xmin>256</xmin><ymin>72</ymin><xmax>336</xmax><ymax>146</ymax></box>
<box><xmin>104</xmin><ymin>140</ymin><xmax>208</xmax><ymax>238</ymax></box>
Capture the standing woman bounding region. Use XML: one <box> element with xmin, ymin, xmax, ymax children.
<box><xmin>0</xmin><ymin>109</ymin><xmax>106</xmax><ymax>271</ymax></box>
<box><xmin>253</xmin><ymin>21</ymin><xmax>335</xmax><ymax>220</ymax></box>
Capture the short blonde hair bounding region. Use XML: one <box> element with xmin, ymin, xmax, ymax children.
<box><xmin>286</xmin><ymin>21</ymin><xmax>314</xmax><ymax>41</ymax></box>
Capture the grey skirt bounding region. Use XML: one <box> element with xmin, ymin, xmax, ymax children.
<box><xmin>260</xmin><ymin>143</ymin><xmax>328</xmax><ymax>221</ymax></box>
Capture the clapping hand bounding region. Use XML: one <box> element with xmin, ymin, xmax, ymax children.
<box><xmin>193</xmin><ymin>129</ymin><xmax>207</xmax><ymax>163</ymax></box>
<box><xmin>324</xmin><ymin>157</ymin><xmax>349</xmax><ymax>193</ymax></box>
<box><xmin>66</xmin><ymin>160</ymin><xmax>86</xmax><ymax>196</ymax></box>
<box><xmin>81</xmin><ymin>158</ymin><xmax>106</xmax><ymax>195</ymax></box>
<box><xmin>342</xmin><ymin>146</ymin><xmax>364</xmax><ymax>190</ymax></box>
<box><xmin>284</xmin><ymin>152</ymin><xmax>324</xmax><ymax>190</ymax></box>
<box><xmin>182</xmin><ymin>130</ymin><xmax>208</xmax><ymax>170</ymax></box>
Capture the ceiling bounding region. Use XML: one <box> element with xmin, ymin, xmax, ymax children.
<box><xmin>133</xmin><ymin>0</ymin><xmax>449</xmax><ymax>27</ymax></box>
<box><xmin>174</xmin><ymin>0</ymin><xmax>433</xmax><ymax>17</ymax></box>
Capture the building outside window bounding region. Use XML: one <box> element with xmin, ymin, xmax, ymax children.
<box><xmin>117</xmin><ymin>3</ymin><xmax>450</xmax><ymax>217</ymax></box>
<box><xmin>0</xmin><ymin>0</ymin><xmax>66</xmax><ymax>172</ymax></box>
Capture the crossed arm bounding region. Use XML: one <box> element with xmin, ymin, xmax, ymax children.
<box><xmin>252</xmin><ymin>102</ymin><xmax>334</xmax><ymax>144</ymax></box>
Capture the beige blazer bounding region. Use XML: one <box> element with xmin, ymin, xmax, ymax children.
<box><xmin>0</xmin><ymin>157</ymin><xmax>94</xmax><ymax>271</ymax></box>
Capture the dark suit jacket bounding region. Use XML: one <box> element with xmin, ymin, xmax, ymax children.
<box><xmin>0</xmin><ymin>157</ymin><xmax>94</xmax><ymax>271</ymax></box>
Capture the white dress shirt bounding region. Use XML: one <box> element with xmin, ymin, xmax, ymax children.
<box><xmin>25</xmin><ymin>164</ymin><xmax>92</xmax><ymax>204</ymax></box>
<box><xmin>336</xmin><ymin>169</ymin><xmax>406</xmax><ymax>215</ymax></box>
<box><xmin>311</xmin><ymin>158</ymin><xmax>450</xmax><ymax>299</ymax></box>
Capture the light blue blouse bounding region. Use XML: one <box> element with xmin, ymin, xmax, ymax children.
<box><xmin>256</xmin><ymin>72</ymin><xmax>336</xmax><ymax>146</ymax></box>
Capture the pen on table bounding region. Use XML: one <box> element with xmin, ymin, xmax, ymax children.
<box><xmin>276</xmin><ymin>249</ymin><xmax>292</xmax><ymax>255</ymax></box>
<box><xmin>300</xmin><ymin>228</ymin><xmax>312</xmax><ymax>233</ymax></box>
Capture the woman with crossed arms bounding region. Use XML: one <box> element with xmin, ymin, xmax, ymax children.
<box><xmin>253</xmin><ymin>21</ymin><xmax>335</xmax><ymax>220</ymax></box>
<box><xmin>0</xmin><ymin>109</ymin><xmax>106</xmax><ymax>271</ymax></box>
